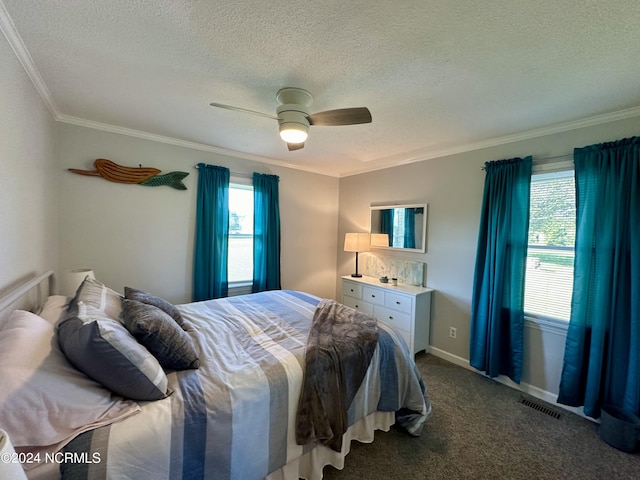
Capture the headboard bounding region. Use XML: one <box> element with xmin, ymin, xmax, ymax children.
<box><xmin>0</xmin><ymin>270</ymin><xmax>56</xmax><ymax>325</ymax></box>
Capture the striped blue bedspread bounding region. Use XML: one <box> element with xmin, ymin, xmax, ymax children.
<box><xmin>58</xmin><ymin>290</ymin><xmax>430</xmax><ymax>480</ymax></box>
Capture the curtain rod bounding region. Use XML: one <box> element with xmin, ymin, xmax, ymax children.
<box><xmin>193</xmin><ymin>165</ymin><xmax>253</xmax><ymax>179</ymax></box>
<box><xmin>481</xmin><ymin>153</ymin><xmax>573</xmax><ymax>170</ymax></box>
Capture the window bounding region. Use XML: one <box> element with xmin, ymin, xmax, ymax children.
<box><xmin>228</xmin><ymin>182</ymin><xmax>253</xmax><ymax>284</ymax></box>
<box><xmin>391</xmin><ymin>208</ymin><xmax>407</xmax><ymax>247</ymax></box>
<box><xmin>524</xmin><ymin>170</ymin><xmax>576</xmax><ymax>321</ymax></box>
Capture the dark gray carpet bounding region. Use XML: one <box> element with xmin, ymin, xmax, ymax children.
<box><xmin>322</xmin><ymin>354</ymin><xmax>640</xmax><ymax>480</ymax></box>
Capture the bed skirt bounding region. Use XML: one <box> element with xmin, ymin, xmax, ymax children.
<box><xmin>266</xmin><ymin>411</ymin><xmax>395</xmax><ymax>480</ymax></box>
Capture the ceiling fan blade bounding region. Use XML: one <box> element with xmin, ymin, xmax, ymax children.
<box><xmin>307</xmin><ymin>107</ymin><xmax>372</xmax><ymax>126</ymax></box>
<box><xmin>209</xmin><ymin>102</ymin><xmax>277</xmax><ymax>120</ymax></box>
<box><xmin>287</xmin><ymin>142</ymin><xmax>305</xmax><ymax>151</ymax></box>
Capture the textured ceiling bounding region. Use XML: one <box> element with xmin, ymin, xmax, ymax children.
<box><xmin>3</xmin><ymin>0</ymin><xmax>640</xmax><ymax>177</ymax></box>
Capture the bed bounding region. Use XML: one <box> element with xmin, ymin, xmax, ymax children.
<box><xmin>0</xmin><ymin>271</ymin><xmax>431</xmax><ymax>480</ymax></box>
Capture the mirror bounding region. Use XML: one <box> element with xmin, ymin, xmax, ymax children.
<box><xmin>370</xmin><ymin>204</ymin><xmax>427</xmax><ymax>253</ymax></box>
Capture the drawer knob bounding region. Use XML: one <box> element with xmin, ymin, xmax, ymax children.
<box><xmin>355</xmin><ymin>304</ymin><xmax>359</xmax><ymax>308</ymax></box>
<box><xmin>396</xmin><ymin>301</ymin><xmax>401</xmax><ymax>305</ymax></box>
<box><xmin>388</xmin><ymin>316</ymin><xmax>394</xmax><ymax>320</ymax></box>
<box><xmin>350</xmin><ymin>289</ymin><xmax>354</xmax><ymax>292</ymax></box>
<box><xmin>371</xmin><ymin>294</ymin><xmax>376</xmax><ymax>298</ymax></box>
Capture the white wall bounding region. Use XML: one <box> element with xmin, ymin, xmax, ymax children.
<box><xmin>0</xmin><ymin>33</ymin><xmax>58</xmax><ymax>292</ymax></box>
<box><xmin>56</xmin><ymin>124</ymin><xmax>339</xmax><ymax>303</ymax></box>
<box><xmin>338</xmin><ymin>116</ymin><xmax>640</xmax><ymax>398</ymax></box>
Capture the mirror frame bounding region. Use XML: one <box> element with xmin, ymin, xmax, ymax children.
<box><xmin>369</xmin><ymin>203</ymin><xmax>427</xmax><ymax>253</ymax></box>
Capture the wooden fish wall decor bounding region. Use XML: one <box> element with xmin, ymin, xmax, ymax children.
<box><xmin>68</xmin><ymin>159</ymin><xmax>189</xmax><ymax>190</ymax></box>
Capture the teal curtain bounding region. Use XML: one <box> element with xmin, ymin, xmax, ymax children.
<box><xmin>470</xmin><ymin>156</ymin><xmax>532</xmax><ymax>383</ymax></box>
<box><xmin>404</xmin><ymin>208</ymin><xmax>416</xmax><ymax>248</ymax></box>
<box><xmin>558</xmin><ymin>137</ymin><xmax>640</xmax><ymax>418</ymax></box>
<box><xmin>252</xmin><ymin>173</ymin><xmax>281</xmax><ymax>292</ymax></box>
<box><xmin>381</xmin><ymin>209</ymin><xmax>394</xmax><ymax>246</ymax></box>
<box><xmin>193</xmin><ymin>164</ymin><xmax>229</xmax><ymax>301</ymax></box>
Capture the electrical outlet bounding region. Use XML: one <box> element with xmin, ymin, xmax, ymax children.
<box><xmin>449</xmin><ymin>327</ymin><xmax>457</xmax><ymax>339</ymax></box>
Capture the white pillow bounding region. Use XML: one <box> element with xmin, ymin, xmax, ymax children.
<box><xmin>0</xmin><ymin>310</ymin><xmax>140</xmax><ymax>468</ymax></box>
<box><xmin>38</xmin><ymin>295</ymin><xmax>69</xmax><ymax>325</ymax></box>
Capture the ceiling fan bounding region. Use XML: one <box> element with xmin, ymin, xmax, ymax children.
<box><xmin>210</xmin><ymin>87</ymin><xmax>372</xmax><ymax>151</ymax></box>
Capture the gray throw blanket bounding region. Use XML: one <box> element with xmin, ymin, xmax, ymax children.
<box><xmin>295</xmin><ymin>299</ymin><xmax>379</xmax><ymax>452</ymax></box>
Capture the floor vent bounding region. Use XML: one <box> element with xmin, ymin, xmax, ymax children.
<box><xmin>519</xmin><ymin>396</ymin><xmax>561</xmax><ymax>419</ymax></box>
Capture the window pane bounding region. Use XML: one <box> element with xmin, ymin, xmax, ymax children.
<box><xmin>228</xmin><ymin>184</ymin><xmax>253</xmax><ymax>283</ymax></box>
<box><xmin>392</xmin><ymin>208</ymin><xmax>406</xmax><ymax>247</ymax></box>
<box><xmin>524</xmin><ymin>171</ymin><xmax>575</xmax><ymax>321</ymax></box>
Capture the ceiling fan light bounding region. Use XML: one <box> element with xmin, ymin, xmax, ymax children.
<box><xmin>279</xmin><ymin>123</ymin><xmax>309</xmax><ymax>144</ymax></box>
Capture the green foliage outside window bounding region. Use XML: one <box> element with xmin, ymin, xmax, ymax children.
<box><xmin>528</xmin><ymin>174</ymin><xmax>576</xmax><ymax>248</ymax></box>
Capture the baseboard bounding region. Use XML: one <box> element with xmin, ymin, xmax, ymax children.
<box><xmin>427</xmin><ymin>346</ymin><xmax>595</xmax><ymax>423</ymax></box>
<box><xmin>426</xmin><ymin>346</ymin><xmax>470</xmax><ymax>369</ymax></box>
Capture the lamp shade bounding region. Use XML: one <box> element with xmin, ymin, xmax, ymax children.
<box><xmin>370</xmin><ymin>233</ymin><xmax>390</xmax><ymax>247</ymax></box>
<box><xmin>344</xmin><ymin>233</ymin><xmax>370</xmax><ymax>252</ymax></box>
<box><xmin>63</xmin><ymin>269</ymin><xmax>95</xmax><ymax>296</ymax></box>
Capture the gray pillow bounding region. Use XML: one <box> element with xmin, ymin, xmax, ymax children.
<box><xmin>68</xmin><ymin>276</ymin><xmax>123</xmax><ymax>323</ymax></box>
<box><xmin>124</xmin><ymin>287</ymin><xmax>188</xmax><ymax>330</ymax></box>
<box><xmin>121</xmin><ymin>299</ymin><xmax>200</xmax><ymax>370</ymax></box>
<box><xmin>57</xmin><ymin>303</ymin><xmax>169</xmax><ymax>401</ymax></box>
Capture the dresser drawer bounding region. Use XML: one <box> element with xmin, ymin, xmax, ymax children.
<box><xmin>341</xmin><ymin>275</ymin><xmax>433</xmax><ymax>356</ymax></box>
<box><xmin>342</xmin><ymin>281</ymin><xmax>362</xmax><ymax>299</ymax></box>
<box><xmin>342</xmin><ymin>296</ymin><xmax>374</xmax><ymax>315</ymax></box>
<box><xmin>384</xmin><ymin>291</ymin><xmax>413</xmax><ymax>314</ymax></box>
<box><xmin>374</xmin><ymin>305</ymin><xmax>411</xmax><ymax>332</ymax></box>
<box><xmin>362</xmin><ymin>286</ymin><xmax>384</xmax><ymax>306</ymax></box>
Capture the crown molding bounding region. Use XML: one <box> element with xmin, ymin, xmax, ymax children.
<box><xmin>0</xmin><ymin>0</ymin><xmax>59</xmax><ymax>119</ymax></box>
<box><xmin>339</xmin><ymin>105</ymin><xmax>640</xmax><ymax>177</ymax></box>
<box><xmin>55</xmin><ymin>114</ymin><xmax>332</xmax><ymax>177</ymax></box>
<box><xmin>59</xmin><ymin>105</ymin><xmax>640</xmax><ymax>179</ymax></box>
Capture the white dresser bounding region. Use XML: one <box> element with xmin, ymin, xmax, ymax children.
<box><xmin>341</xmin><ymin>275</ymin><xmax>433</xmax><ymax>355</ymax></box>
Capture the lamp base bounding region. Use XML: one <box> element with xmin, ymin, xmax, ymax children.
<box><xmin>351</xmin><ymin>273</ymin><xmax>363</xmax><ymax>278</ymax></box>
